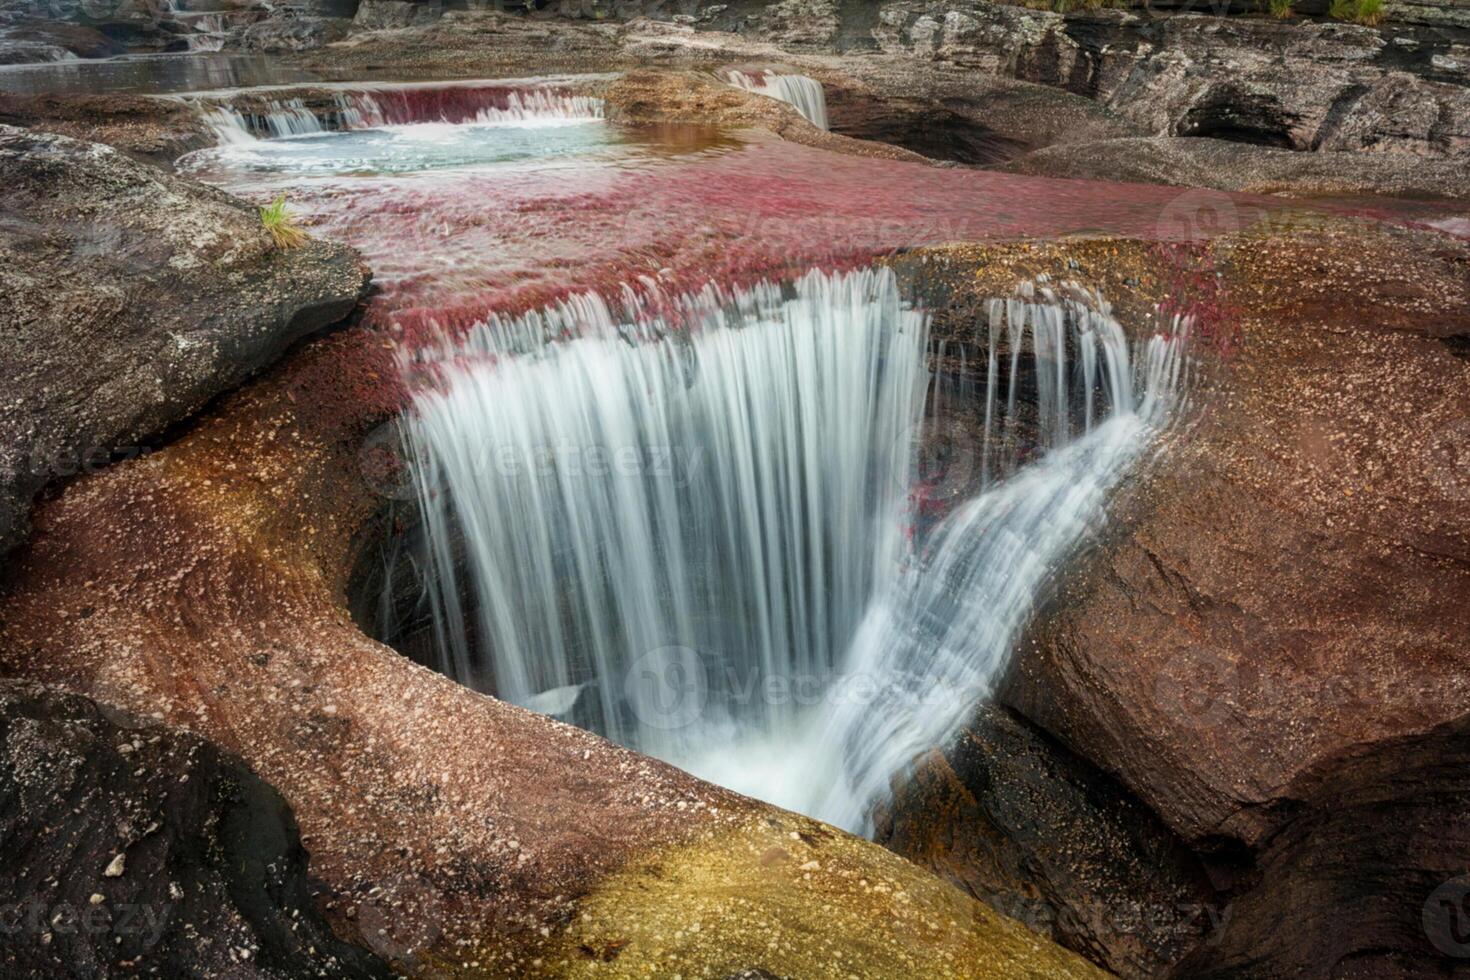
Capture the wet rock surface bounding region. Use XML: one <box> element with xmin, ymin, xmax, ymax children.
<box><xmin>1174</xmin><ymin>713</ymin><xmax>1470</xmax><ymax>978</ymax></box>
<box><xmin>0</xmin><ymin>677</ymin><xmax>390</xmax><ymax>979</ymax></box>
<box><xmin>0</xmin><ymin>5</ymin><xmax>1467</xmax><ymax>978</ymax></box>
<box><xmin>1</xmin><ymin>0</ymin><xmax>183</xmax><ymax>54</ymax></box>
<box><xmin>0</xmin><ymin>295</ymin><xmax>1108</xmax><ymax>978</ymax></box>
<box><xmin>0</xmin><ymin>125</ymin><xmax>368</xmax><ymax>557</ymax></box>
<box><xmin>0</xmin><ymin>13</ymin><xmax>118</xmax><ymax>63</ymax></box>
<box><xmin>876</xmin><ymin>231</ymin><xmax>1470</xmax><ymax>978</ymax></box>
<box><xmin>982</xmin><ymin>225</ymin><xmax>1470</xmax><ymax>974</ymax></box>
<box><xmin>0</xmin><ymin>92</ymin><xmax>213</xmax><ymax>163</ymax></box>
<box><xmin>875</xmin><ymin>703</ymin><xmax>1215</xmax><ymax>979</ymax></box>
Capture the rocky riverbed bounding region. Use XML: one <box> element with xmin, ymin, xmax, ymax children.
<box><xmin>1</xmin><ymin>2</ymin><xmax>1468</xmax><ymax>979</ymax></box>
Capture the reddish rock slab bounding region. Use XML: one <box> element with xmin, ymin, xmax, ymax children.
<box><xmin>999</xmin><ymin>220</ymin><xmax>1470</xmax><ymax>854</ymax></box>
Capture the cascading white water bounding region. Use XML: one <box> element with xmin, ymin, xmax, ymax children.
<box><xmin>722</xmin><ymin>71</ymin><xmax>829</xmax><ymax>131</ymax></box>
<box><xmin>766</xmin><ymin>288</ymin><xmax>1189</xmax><ymax>831</ymax></box>
<box><xmin>403</xmin><ymin>268</ymin><xmax>928</xmax><ymax>761</ymax></box>
<box><xmin>196</xmin><ymin>86</ymin><xmax>604</xmax><ymax>144</ymax></box>
<box><xmin>203</xmin><ymin>98</ymin><xmax>325</xmax><ymax>143</ymax></box>
<box><xmin>399</xmin><ymin>266</ymin><xmax>1187</xmax><ymax>832</ymax></box>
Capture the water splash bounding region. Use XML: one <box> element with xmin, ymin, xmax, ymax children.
<box><xmin>763</xmin><ymin>288</ymin><xmax>1190</xmax><ymax>831</ymax></box>
<box><xmin>723</xmin><ymin>70</ymin><xmax>829</xmax><ymax>130</ymax></box>
<box><xmin>194</xmin><ymin>84</ymin><xmax>605</xmax><ymax>143</ymax></box>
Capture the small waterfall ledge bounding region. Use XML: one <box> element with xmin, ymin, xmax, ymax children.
<box><xmin>389</xmin><ymin>265</ymin><xmax>1190</xmax><ymax>834</ymax></box>
<box><xmin>722</xmin><ymin>70</ymin><xmax>829</xmax><ymax>130</ymax></box>
<box><xmin>181</xmin><ymin>82</ymin><xmax>607</xmax><ymax>143</ymax></box>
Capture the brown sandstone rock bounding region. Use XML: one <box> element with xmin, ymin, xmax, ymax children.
<box><xmin>981</xmin><ymin>222</ymin><xmax>1470</xmax><ymax>972</ymax></box>
<box><xmin>876</xmin><ymin>704</ymin><xmax>1216</xmax><ymax>979</ymax></box>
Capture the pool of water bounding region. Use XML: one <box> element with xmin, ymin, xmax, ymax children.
<box><xmin>180</xmin><ymin>118</ymin><xmax>628</xmax><ymax>177</ymax></box>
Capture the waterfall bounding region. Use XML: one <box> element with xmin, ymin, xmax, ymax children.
<box><xmin>402</xmin><ymin>268</ymin><xmax>928</xmax><ymax>760</ymax></box>
<box><xmin>195</xmin><ymin>85</ymin><xmax>604</xmax><ymax>144</ymax></box>
<box><xmin>396</xmin><ymin>266</ymin><xmax>1188</xmax><ymax>832</ymax></box>
<box><xmin>203</xmin><ymin>99</ymin><xmax>327</xmax><ymax>143</ymax></box>
<box><xmin>723</xmin><ymin>71</ymin><xmax>829</xmax><ymax>131</ymax></box>
<box><xmin>774</xmin><ymin>287</ymin><xmax>1190</xmax><ymax>831</ymax></box>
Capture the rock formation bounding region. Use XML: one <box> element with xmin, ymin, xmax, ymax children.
<box><xmin>0</xmin><ymin>320</ymin><xmax>1109</xmax><ymax>977</ymax></box>
<box><xmin>0</xmin><ymin>126</ymin><xmax>368</xmax><ymax>557</ymax></box>
<box><xmin>0</xmin><ymin>3</ymin><xmax>1467</xmax><ymax>978</ymax></box>
<box><xmin>0</xmin><ymin>678</ymin><xmax>391</xmax><ymax>978</ymax></box>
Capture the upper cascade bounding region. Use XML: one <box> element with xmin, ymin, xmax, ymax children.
<box><xmin>190</xmin><ymin>83</ymin><xmax>606</xmax><ymax>143</ymax></box>
<box><xmin>722</xmin><ymin>70</ymin><xmax>829</xmax><ymax>130</ymax></box>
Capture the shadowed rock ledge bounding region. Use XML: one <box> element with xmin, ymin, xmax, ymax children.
<box><xmin>0</xmin><ymin>677</ymin><xmax>392</xmax><ymax>979</ymax></box>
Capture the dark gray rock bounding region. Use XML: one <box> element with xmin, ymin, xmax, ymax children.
<box><xmin>0</xmin><ymin>14</ymin><xmax>118</xmax><ymax>63</ymax></box>
<box><xmin>0</xmin><ymin>0</ymin><xmax>182</xmax><ymax>52</ymax></box>
<box><xmin>0</xmin><ymin>677</ymin><xmax>392</xmax><ymax>978</ymax></box>
<box><xmin>0</xmin><ymin>126</ymin><xmax>368</xmax><ymax>557</ymax></box>
<box><xmin>1002</xmin><ymin>134</ymin><xmax>1470</xmax><ymax>200</ymax></box>
<box><xmin>872</xmin><ymin>2</ymin><xmax>1470</xmax><ymax>157</ymax></box>
<box><xmin>1174</xmin><ymin>713</ymin><xmax>1470</xmax><ymax>979</ymax></box>
<box><xmin>231</xmin><ymin>13</ymin><xmax>349</xmax><ymax>51</ymax></box>
<box><xmin>352</xmin><ymin>0</ymin><xmax>439</xmax><ymax>31</ymax></box>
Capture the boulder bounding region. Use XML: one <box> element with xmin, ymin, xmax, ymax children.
<box><xmin>0</xmin><ymin>677</ymin><xmax>390</xmax><ymax>978</ymax></box>
<box><xmin>990</xmin><ymin>222</ymin><xmax>1470</xmax><ymax>969</ymax></box>
<box><xmin>1175</xmin><ymin>713</ymin><xmax>1470</xmax><ymax>978</ymax></box>
<box><xmin>876</xmin><ymin>703</ymin><xmax>1216</xmax><ymax>979</ymax></box>
<box><xmin>352</xmin><ymin>0</ymin><xmax>440</xmax><ymax>31</ymax></box>
<box><xmin>0</xmin><ymin>15</ymin><xmax>119</xmax><ymax>63</ymax></box>
<box><xmin>0</xmin><ymin>126</ymin><xmax>368</xmax><ymax>557</ymax></box>
<box><xmin>872</xmin><ymin>2</ymin><xmax>1470</xmax><ymax>157</ymax></box>
<box><xmin>0</xmin><ymin>93</ymin><xmax>214</xmax><ymax>164</ymax></box>
<box><xmin>232</xmin><ymin>14</ymin><xmax>349</xmax><ymax>51</ymax></box>
<box><xmin>1</xmin><ymin>0</ymin><xmax>181</xmax><ymax>51</ymax></box>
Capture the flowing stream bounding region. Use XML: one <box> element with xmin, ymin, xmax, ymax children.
<box><xmin>722</xmin><ymin>71</ymin><xmax>829</xmax><ymax>130</ymax></box>
<box><xmin>168</xmin><ymin>74</ymin><xmax>1208</xmax><ymax>832</ymax></box>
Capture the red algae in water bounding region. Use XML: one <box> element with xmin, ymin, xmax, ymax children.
<box><xmin>196</xmin><ymin>123</ymin><xmax>1355</xmax><ymax>348</ymax></box>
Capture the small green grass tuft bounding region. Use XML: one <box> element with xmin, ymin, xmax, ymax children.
<box><xmin>1266</xmin><ymin>0</ymin><xmax>1294</xmax><ymax>18</ymax></box>
<box><xmin>260</xmin><ymin>193</ymin><xmax>307</xmax><ymax>250</ymax></box>
<box><xmin>1329</xmin><ymin>0</ymin><xmax>1386</xmax><ymax>25</ymax></box>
